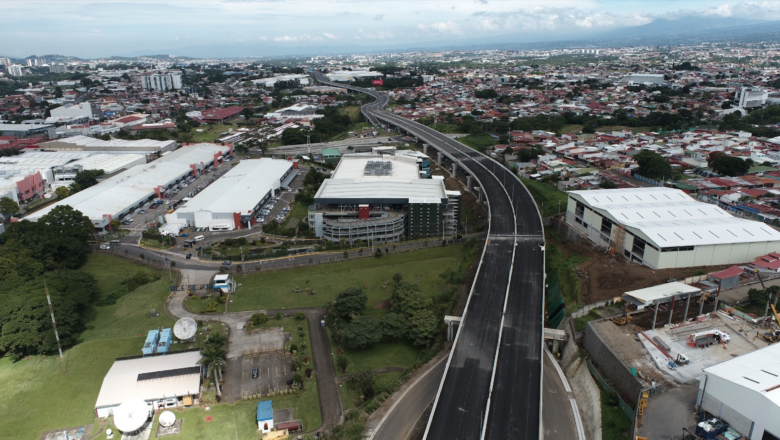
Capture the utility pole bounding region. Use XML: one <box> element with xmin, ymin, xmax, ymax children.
<box><xmin>45</xmin><ymin>281</ymin><xmax>66</xmax><ymax>374</ymax></box>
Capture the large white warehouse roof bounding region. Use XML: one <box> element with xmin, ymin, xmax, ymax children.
<box><xmin>704</xmin><ymin>342</ymin><xmax>780</xmax><ymax>405</ymax></box>
<box><xmin>569</xmin><ymin>187</ymin><xmax>780</xmax><ymax>247</ymax></box>
<box><xmin>175</xmin><ymin>159</ymin><xmax>292</xmax><ymax>216</ymax></box>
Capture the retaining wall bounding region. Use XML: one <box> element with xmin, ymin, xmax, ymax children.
<box><xmin>583</xmin><ymin>320</ymin><xmax>644</xmax><ymax>408</ymax></box>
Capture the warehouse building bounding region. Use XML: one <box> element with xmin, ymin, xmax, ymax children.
<box><xmin>309</xmin><ymin>153</ymin><xmax>460</xmax><ymax>244</ymax></box>
<box><xmin>26</xmin><ymin>143</ymin><xmax>232</xmax><ymax>230</ymax></box>
<box><xmin>696</xmin><ymin>343</ymin><xmax>780</xmax><ymax>439</ymax></box>
<box><xmin>0</xmin><ymin>122</ymin><xmax>56</xmax><ymax>139</ymax></box>
<box><xmin>165</xmin><ymin>158</ymin><xmax>295</xmax><ymax>231</ymax></box>
<box><xmin>40</xmin><ymin>135</ymin><xmax>176</xmax><ymax>154</ymax></box>
<box><xmin>565</xmin><ymin>187</ymin><xmax>780</xmax><ymax>269</ymax></box>
<box><xmin>95</xmin><ymin>350</ymin><xmax>201</xmax><ymax>418</ymax></box>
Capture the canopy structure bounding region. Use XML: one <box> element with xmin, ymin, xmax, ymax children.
<box><xmin>114</xmin><ymin>398</ymin><xmax>150</xmax><ymax>432</ymax></box>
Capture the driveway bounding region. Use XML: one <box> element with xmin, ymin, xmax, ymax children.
<box><xmin>636</xmin><ymin>382</ymin><xmax>699</xmax><ymax>440</ymax></box>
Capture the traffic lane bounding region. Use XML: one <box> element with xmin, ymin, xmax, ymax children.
<box><xmin>425</xmin><ymin>240</ymin><xmax>514</xmax><ymax>440</ymax></box>
<box><xmin>480</xmin><ymin>159</ymin><xmax>543</xmax><ymax>236</ymax></box>
<box><xmin>484</xmin><ymin>242</ymin><xmax>543</xmax><ymax>440</ymax></box>
<box><xmin>371</xmin><ymin>358</ymin><xmax>447</xmax><ymax>440</ymax></box>
<box><xmin>542</xmin><ymin>349</ymin><xmax>579</xmax><ymax>440</ymax></box>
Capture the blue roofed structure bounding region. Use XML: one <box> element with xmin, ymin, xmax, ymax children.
<box><xmin>257</xmin><ymin>400</ymin><xmax>273</xmax><ymax>433</ymax></box>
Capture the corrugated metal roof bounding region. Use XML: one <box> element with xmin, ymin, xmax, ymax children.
<box><xmin>704</xmin><ymin>343</ymin><xmax>780</xmax><ymax>394</ymax></box>
<box><xmin>624</xmin><ymin>281</ymin><xmax>701</xmax><ymax>305</ymax></box>
<box><xmin>570</xmin><ymin>187</ymin><xmax>780</xmax><ymax>247</ymax></box>
<box><xmin>94</xmin><ymin>351</ymin><xmax>201</xmax><ymax>408</ymax></box>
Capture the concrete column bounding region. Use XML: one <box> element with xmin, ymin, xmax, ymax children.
<box><xmin>668</xmin><ymin>298</ymin><xmax>675</xmax><ymax>326</ymax></box>
<box><xmin>652</xmin><ymin>303</ymin><xmax>659</xmax><ymax>329</ymax></box>
<box><xmin>451</xmin><ymin>162</ymin><xmax>457</xmax><ymax>177</ymax></box>
<box><xmin>423</xmin><ymin>143</ymin><xmax>428</xmax><ymax>154</ymax></box>
<box><xmin>437</xmin><ymin>152</ymin><xmax>443</xmax><ymax>166</ymax></box>
<box><xmin>467</xmin><ymin>175</ymin><xmax>472</xmax><ymax>190</ymax></box>
<box><xmin>552</xmin><ymin>340</ymin><xmax>560</xmax><ymax>355</ymax></box>
<box><xmin>699</xmin><ymin>296</ymin><xmax>705</xmax><ymax>316</ymax></box>
<box><xmin>684</xmin><ymin>293</ymin><xmax>691</xmax><ymax>323</ymax></box>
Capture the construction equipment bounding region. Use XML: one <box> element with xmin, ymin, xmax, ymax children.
<box><xmin>759</xmin><ymin>304</ymin><xmax>780</xmax><ymax>343</ymax></box>
<box><xmin>636</xmin><ymin>389</ymin><xmax>650</xmax><ymax>428</ymax></box>
<box><xmin>675</xmin><ymin>353</ymin><xmax>690</xmax><ymax>366</ymax></box>
<box><xmin>686</xmin><ymin>330</ymin><xmax>730</xmax><ymax>348</ymax></box>
<box><xmin>611</xmin><ymin>305</ymin><xmax>632</xmax><ymax>326</ymax></box>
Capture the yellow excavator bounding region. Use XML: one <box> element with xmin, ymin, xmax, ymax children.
<box><xmin>611</xmin><ymin>304</ymin><xmax>632</xmax><ymax>326</ymax></box>
<box><xmin>760</xmin><ymin>304</ymin><xmax>780</xmax><ymax>343</ymax></box>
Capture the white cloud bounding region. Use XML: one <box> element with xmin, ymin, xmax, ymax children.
<box><xmin>354</xmin><ymin>28</ymin><xmax>394</xmax><ymax>40</ymax></box>
<box><xmin>323</xmin><ymin>32</ymin><xmax>337</xmax><ymax>40</ymax></box>
<box><xmin>373</xmin><ymin>14</ymin><xmax>384</xmax><ymax>20</ymax></box>
<box><xmin>273</xmin><ymin>34</ymin><xmax>322</xmax><ymax>42</ymax></box>
<box><xmin>417</xmin><ymin>21</ymin><xmax>462</xmax><ymax>36</ymax></box>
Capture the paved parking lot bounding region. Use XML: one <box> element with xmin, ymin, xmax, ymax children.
<box><xmin>230</xmin><ymin>326</ymin><xmax>289</xmax><ymax>358</ymax></box>
<box><xmin>239</xmin><ymin>352</ymin><xmax>294</xmax><ymax>399</ymax></box>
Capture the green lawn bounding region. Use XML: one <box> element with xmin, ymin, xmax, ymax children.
<box><xmin>520</xmin><ymin>178</ymin><xmax>569</xmax><ymax>217</ymax></box>
<box><xmin>457</xmin><ymin>133</ymin><xmax>496</xmax><ymax>152</ymax></box>
<box><xmin>339</xmin><ymin>371</ymin><xmax>405</xmax><ymax>411</ymax></box>
<box><xmin>546</xmin><ymin>244</ymin><xmax>589</xmax><ymax>311</ymax></box>
<box><xmin>336</xmin><ymin>338</ymin><xmax>420</xmax><ymax>376</ymax></box>
<box><xmin>229</xmin><ymin>245</ymin><xmax>463</xmax><ymax>311</ymax></box>
<box><xmin>562</xmin><ymin>124</ymin><xmax>583</xmax><ymax>134</ymax></box>
<box><xmin>192</xmin><ymin>124</ymin><xmax>238</xmax><ymax>143</ymax></box>
<box><xmin>601</xmin><ymin>389</ymin><xmax>632</xmax><ymax>440</ymax></box>
<box><xmin>284</xmin><ymin>201</ymin><xmax>309</xmax><ymax>228</ymax></box>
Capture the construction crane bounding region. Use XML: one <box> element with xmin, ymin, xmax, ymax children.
<box><xmin>760</xmin><ymin>304</ymin><xmax>780</xmax><ymax>343</ymax></box>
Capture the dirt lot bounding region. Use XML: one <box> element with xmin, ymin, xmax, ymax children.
<box><xmin>549</xmin><ymin>230</ymin><xmax>731</xmax><ymax>305</ymax></box>
<box><xmin>591</xmin><ymin>320</ymin><xmax>668</xmax><ymax>385</ymax></box>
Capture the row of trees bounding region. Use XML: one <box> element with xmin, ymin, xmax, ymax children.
<box><xmin>635</xmin><ymin>149</ymin><xmax>758</xmax><ymax>180</ymax></box>
<box><xmin>0</xmin><ymin>206</ymin><xmax>98</xmax><ymax>360</ymax></box>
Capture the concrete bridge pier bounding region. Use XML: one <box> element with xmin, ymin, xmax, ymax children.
<box><xmin>451</xmin><ymin>162</ymin><xmax>457</xmax><ymax>178</ymax></box>
<box><xmin>422</xmin><ymin>143</ymin><xmax>428</xmax><ymax>155</ymax></box>
<box><xmin>437</xmin><ymin>152</ymin><xmax>443</xmax><ymax>166</ymax></box>
<box><xmin>466</xmin><ymin>175</ymin><xmax>472</xmax><ymax>191</ymax></box>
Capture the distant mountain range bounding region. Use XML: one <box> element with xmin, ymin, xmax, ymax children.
<box><xmin>4</xmin><ymin>16</ymin><xmax>780</xmax><ymax>61</ymax></box>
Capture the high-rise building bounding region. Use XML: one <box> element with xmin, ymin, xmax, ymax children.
<box><xmin>8</xmin><ymin>65</ymin><xmax>24</xmax><ymax>76</ymax></box>
<box><xmin>25</xmin><ymin>59</ymin><xmax>32</xmax><ymax>67</ymax></box>
<box><xmin>49</xmin><ymin>63</ymin><xmax>67</xmax><ymax>74</ymax></box>
<box><xmin>140</xmin><ymin>72</ymin><xmax>183</xmax><ymax>91</ymax></box>
<box><xmin>736</xmin><ymin>87</ymin><xmax>768</xmax><ymax>109</ymax></box>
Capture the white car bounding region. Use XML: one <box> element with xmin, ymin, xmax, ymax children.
<box><xmin>100</xmin><ymin>245</ymin><xmax>111</xmax><ymax>250</ymax></box>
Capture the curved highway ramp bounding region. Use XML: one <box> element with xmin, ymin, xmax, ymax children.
<box><xmin>314</xmin><ymin>72</ymin><xmax>545</xmax><ymax>440</ymax></box>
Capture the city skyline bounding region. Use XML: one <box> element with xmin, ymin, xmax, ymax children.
<box><xmin>4</xmin><ymin>0</ymin><xmax>780</xmax><ymax>58</ymax></box>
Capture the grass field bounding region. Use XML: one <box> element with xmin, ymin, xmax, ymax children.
<box><xmin>520</xmin><ymin>178</ymin><xmax>569</xmax><ymax>218</ymax></box>
<box><xmin>229</xmin><ymin>245</ymin><xmax>463</xmax><ymax>311</ymax></box>
<box><xmin>562</xmin><ymin>124</ymin><xmax>583</xmax><ymax>134</ymax></box>
<box><xmin>457</xmin><ymin>133</ymin><xmax>496</xmax><ymax>152</ymax></box>
<box><xmin>337</xmin><ymin>338</ymin><xmax>420</xmax><ymax>376</ymax></box>
<box><xmin>284</xmin><ymin>201</ymin><xmax>309</xmax><ymax>229</ymax></box>
<box><xmin>191</xmin><ymin>124</ymin><xmax>238</xmax><ymax>143</ymax></box>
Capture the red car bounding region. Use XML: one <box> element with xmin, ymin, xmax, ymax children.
<box><xmin>149</xmin><ymin>204</ymin><xmax>158</xmax><ymax>209</ymax></box>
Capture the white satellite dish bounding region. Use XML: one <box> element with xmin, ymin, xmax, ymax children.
<box><xmin>113</xmin><ymin>398</ymin><xmax>150</xmax><ymax>433</ymax></box>
<box><xmin>159</xmin><ymin>411</ymin><xmax>176</xmax><ymax>428</ymax></box>
<box><xmin>173</xmin><ymin>317</ymin><xmax>197</xmax><ymax>340</ymax></box>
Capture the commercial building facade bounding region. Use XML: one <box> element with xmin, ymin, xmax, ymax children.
<box><xmin>697</xmin><ymin>343</ymin><xmax>780</xmax><ymax>440</ymax></box>
<box><xmin>565</xmin><ymin>187</ymin><xmax>780</xmax><ymax>269</ymax></box>
<box><xmin>309</xmin><ymin>154</ymin><xmax>460</xmax><ymax>244</ymax></box>
<box><xmin>736</xmin><ymin>87</ymin><xmax>768</xmax><ymax>109</ymax></box>
<box><xmin>166</xmin><ymin>158</ymin><xmax>295</xmax><ymax>231</ymax></box>
<box><xmin>140</xmin><ymin>72</ymin><xmax>183</xmax><ymax>91</ymax></box>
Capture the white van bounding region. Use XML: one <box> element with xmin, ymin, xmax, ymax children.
<box><xmin>194</xmin><ymin>235</ymin><xmax>205</xmax><ymax>242</ymax></box>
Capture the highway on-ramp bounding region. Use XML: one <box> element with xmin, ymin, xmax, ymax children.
<box><xmin>314</xmin><ymin>72</ymin><xmax>546</xmax><ymax>440</ymax></box>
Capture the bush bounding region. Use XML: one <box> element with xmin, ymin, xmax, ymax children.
<box><xmin>295</xmin><ymin>312</ymin><xmax>306</xmax><ymax>321</ymax></box>
<box><xmin>336</xmin><ymin>355</ymin><xmax>349</xmax><ymax>373</ymax></box>
<box><xmin>305</xmin><ymin>367</ymin><xmax>313</xmax><ymax>378</ymax></box>
<box><xmin>290</xmin><ymin>343</ymin><xmax>299</xmax><ymax>353</ymax></box>
<box><xmin>224</xmin><ymin>238</ymin><xmax>234</xmax><ymax>246</ymax></box>
<box><xmin>275</xmin><ymin>312</ymin><xmax>282</xmax><ymax>320</ymax></box>
<box><xmin>250</xmin><ymin>313</ymin><xmax>269</xmax><ymax>326</ymax></box>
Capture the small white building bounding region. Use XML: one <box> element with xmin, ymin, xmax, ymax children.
<box><xmin>697</xmin><ymin>343</ymin><xmax>780</xmax><ymax>439</ymax></box>
<box><xmin>94</xmin><ymin>350</ymin><xmax>201</xmax><ymax>418</ymax></box>
<box><xmin>565</xmin><ymin>187</ymin><xmax>780</xmax><ymax>269</ymax></box>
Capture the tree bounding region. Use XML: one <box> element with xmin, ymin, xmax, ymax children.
<box><xmin>198</xmin><ymin>344</ymin><xmax>226</xmax><ymax>396</ymax></box>
<box><xmin>0</xmin><ymin>196</ymin><xmax>20</xmax><ymax>217</ymax></box>
<box><xmin>381</xmin><ymin>313</ymin><xmax>408</xmax><ymax>339</ymax></box>
<box><xmin>54</xmin><ymin>186</ymin><xmax>70</xmax><ymax>200</ymax></box>
<box><xmin>710</xmin><ymin>155</ymin><xmax>750</xmax><ymax>177</ymax></box>
<box><xmin>599</xmin><ymin>179</ymin><xmax>618</xmax><ymax>189</ymax></box>
<box><xmin>407</xmin><ymin>308</ymin><xmax>438</xmax><ymax>347</ymax></box>
<box><xmin>475</xmin><ymin>89</ymin><xmax>498</xmax><ymax>99</ymax></box>
<box><xmin>334</xmin><ymin>287</ymin><xmax>367</xmax><ymax>319</ymax></box>
<box><xmin>391</xmin><ymin>281</ymin><xmax>432</xmax><ymax>316</ymax></box>
<box><xmin>336</xmin><ymin>354</ymin><xmax>349</xmax><ymax>373</ymax></box>
<box><xmin>73</xmin><ymin>169</ymin><xmax>104</xmax><ymax>191</ymax></box>
<box><xmin>634</xmin><ymin>150</ymin><xmax>673</xmax><ymax>180</ymax></box>
<box><xmin>348</xmin><ymin>369</ymin><xmax>375</xmax><ymax>399</ymax></box>
<box><xmin>54</xmin><ymin>86</ymin><xmax>63</xmax><ymax>98</ymax></box>
<box><xmin>343</xmin><ymin>315</ymin><xmax>382</xmax><ymax>349</ymax></box>
<box><xmin>0</xmin><ymin>270</ymin><xmax>98</xmax><ymax>360</ymax></box>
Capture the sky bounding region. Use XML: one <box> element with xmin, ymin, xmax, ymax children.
<box><xmin>3</xmin><ymin>0</ymin><xmax>780</xmax><ymax>58</ymax></box>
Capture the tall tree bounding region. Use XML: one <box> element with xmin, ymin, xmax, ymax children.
<box><xmin>0</xmin><ymin>196</ymin><xmax>20</xmax><ymax>217</ymax></box>
<box><xmin>710</xmin><ymin>155</ymin><xmax>750</xmax><ymax>177</ymax></box>
<box><xmin>54</xmin><ymin>186</ymin><xmax>69</xmax><ymax>200</ymax></box>
<box><xmin>334</xmin><ymin>287</ymin><xmax>367</xmax><ymax>319</ymax></box>
<box><xmin>634</xmin><ymin>150</ymin><xmax>673</xmax><ymax>180</ymax></box>
<box><xmin>344</xmin><ymin>315</ymin><xmax>382</xmax><ymax>350</ymax></box>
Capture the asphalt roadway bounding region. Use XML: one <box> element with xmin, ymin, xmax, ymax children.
<box><xmin>312</xmin><ymin>72</ymin><xmax>547</xmax><ymax>439</ymax></box>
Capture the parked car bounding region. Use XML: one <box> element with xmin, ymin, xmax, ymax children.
<box><xmin>99</xmin><ymin>244</ymin><xmax>110</xmax><ymax>250</ymax></box>
<box><xmin>149</xmin><ymin>205</ymin><xmax>158</xmax><ymax>209</ymax></box>
<box><xmin>139</xmin><ymin>209</ymin><xmax>147</xmax><ymax>214</ymax></box>
<box><xmin>186</xmin><ymin>253</ymin><xmax>192</xmax><ymax>259</ymax></box>
<box><xmin>180</xmin><ymin>233</ymin><xmax>189</xmax><ymax>237</ymax></box>
<box><xmin>222</xmin><ymin>260</ymin><xmax>231</xmax><ymax>266</ymax></box>
<box><xmin>252</xmin><ymin>368</ymin><xmax>259</xmax><ymax>379</ymax></box>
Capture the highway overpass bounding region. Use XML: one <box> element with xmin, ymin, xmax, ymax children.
<box><xmin>314</xmin><ymin>72</ymin><xmax>546</xmax><ymax>440</ymax></box>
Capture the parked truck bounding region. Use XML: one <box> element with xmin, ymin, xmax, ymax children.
<box><xmin>686</xmin><ymin>330</ymin><xmax>730</xmax><ymax>348</ymax></box>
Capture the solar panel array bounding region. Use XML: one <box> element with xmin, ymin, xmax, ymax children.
<box><xmin>364</xmin><ymin>160</ymin><xmax>393</xmax><ymax>176</ymax></box>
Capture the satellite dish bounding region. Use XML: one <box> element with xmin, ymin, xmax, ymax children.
<box><xmin>174</xmin><ymin>317</ymin><xmax>197</xmax><ymax>340</ymax></box>
<box><xmin>159</xmin><ymin>411</ymin><xmax>176</xmax><ymax>428</ymax></box>
<box><xmin>114</xmin><ymin>398</ymin><xmax>150</xmax><ymax>433</ymax></box>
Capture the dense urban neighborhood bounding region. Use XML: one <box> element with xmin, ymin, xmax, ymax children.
<box><xmin>5</xmin><ymin>17</ymin><xmax>780</xmax><ymax>440</ymax></box>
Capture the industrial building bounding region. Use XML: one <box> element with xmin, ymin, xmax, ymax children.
<box><xmin>40</xmin><ymin>135</ymin><xmax>176</xmax><ymax>154</ymax></box>
<box><xmin>94</xmin><ymin>350</ymin><xmax>201</xmax><ymax>418</ymax></box>
<box><xmin>46</xmin><ymin>102</ymin><xmax>96</xmax><ymax>125</ymax></box>
<box><xmin>735</xmin><ymin>87</ymin><xmax>768</xmax><ymax>109</ymax></box>
<box><xmin>309</xmin><ymin>153</ymin><xmax>460</xmax><ymax>244</ymax></box>
<box><xmin>565</xmin><ymin>187</ymin><xmax>780</xmax><ymax>269</ymax></box>
<box><xmin>325</xmin><ymin>70</ymin><xmax>383</xmax><ymax>82</ymax></box>
<box><xmin>26</xmin><ymin>143</ymin><xmax>232</xmax><ymax>230</ymax></box>
<box><xmin>697</xmin><ymin>343</ymin><xmax>780</xmax><ymax>439</ymax></box>
<box><xmin>0</xmin><ymin>122</ymin><xmax>56</xmax><ymax>139</ymax></box>
<box><xmin>165</xmin><ymin>158</ymin><xmax>295</xmax><ymax>231</ymax></box>
<box><xmin>620</xmin><ymin>73</ymin><xmax>665</xmax><ymax>85</ymax></box>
